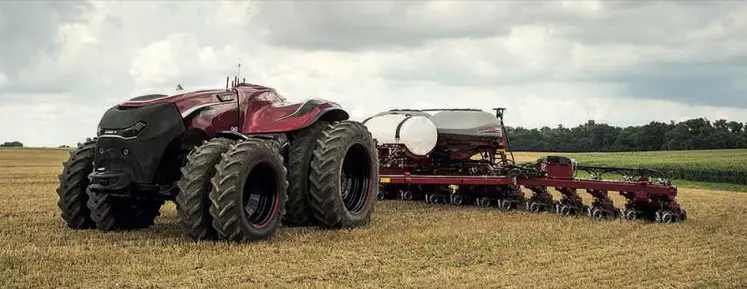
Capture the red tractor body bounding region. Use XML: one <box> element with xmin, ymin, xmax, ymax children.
<box><xmin>118</xmin><ymin>83</ymin><xmax>348</xmax><ymax>136</ymax></box>
<box><xmin>56</xmin><ymin>80</ymin><xmax>378</xmax><ymax>242</ymax></box>
<box><xmin>90</xmin><ymin>82</ymin><xmax>349</xmax><ymax>198</ymax></box>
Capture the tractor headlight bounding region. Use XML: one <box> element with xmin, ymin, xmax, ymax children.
<box><xmin>97</xmin><ymin>122</ymin><xmax>146</xmax><ymax>138</ymax></box>
<box><xmin>120</xmin><ymin>122</ymin><xmax>146</xmax><ymax>138</ymax></box>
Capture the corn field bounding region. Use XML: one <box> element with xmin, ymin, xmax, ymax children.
<box><xmin>559</xmin><ymin>149</ymin><xmax>747</xmax><ymax>185</ymax></box>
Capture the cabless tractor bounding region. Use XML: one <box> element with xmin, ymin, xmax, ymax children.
<box><xmin>364</xmin><ymin>108</ymin><xmax>687</xmax><ymax>223</ymax></box>
<box><xmin>55</xmin><ymin>78</ymin><xmax>379</xmax><ymax>242</ymax></box>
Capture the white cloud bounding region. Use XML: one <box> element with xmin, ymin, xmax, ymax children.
<box><xmin>16</xmin><ymin>2</ymin><xmax>110</xmax><ymax>87</ymax></box>
<box><xmin>560</xmin><ymin>0</ymin><xmax>605</xmax><ymax>14</ymax></box>
<box><xmin>1</xmin><ymin>1</ymin><xmax>747</xmax><ymax>147</ymax></box>
<box><xmin>0</xmin><ymin>72</ymin><xmax>8</xmax><ymax>87</ymax></box>
<box><xmin>129</xmin><ymin>33</ymin><xmax>190</xmax><ymax>87</ymax></box>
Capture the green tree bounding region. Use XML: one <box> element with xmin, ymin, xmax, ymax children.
<box><xmin>0</xmin><ymin>141</ymin><xmax>23</xmax><ymax>147</ymax></box>
<box><xmin>507</xmin><ymin>117</ymin><xmax>747</xmax><ymax>152</ymax></box>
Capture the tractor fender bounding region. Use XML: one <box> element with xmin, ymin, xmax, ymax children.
<box><xmin>239</xmin><ymin>98</ymin><xmax>350</xmax><ymax>134</ymax></box>
<box><xmin>215</xmin><ymin>130</ymin><xmax>250</xmax><ymax>141</ymax></box>
<box><xmin>215</xmin><ymin>131</ymin><xmax>291</xmax><ymax>159</ymax></box>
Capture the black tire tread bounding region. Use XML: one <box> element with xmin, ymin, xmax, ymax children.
<box><xmin>284</xmin><ymin>121</ymin><xmax>329</xmax><ymax>226</ymax></box>
<box><xmin>56</xmin><ymin>138</ymin><xmax>97</xmax><ymax>229</ymax></box>
<box><xmin>308</xmin><ymin>121</ymin><xmax>378</xmax><ymax>229</ymax></box>
<box><xmin>175</xmin><ymin>138</ymin><xmax>235</xmax><ymax>240</ymax></box>
<box><xmin>208</xmin><ymin>138</ymin><xmax>288</xmax><ymax>242</ymax></box>
<box><xmin>87</xmin><ymin>191</ymin><xmax>163</xmax><ymax>231</ymax></box>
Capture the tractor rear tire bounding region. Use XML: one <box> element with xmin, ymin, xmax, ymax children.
<box><xmin>209</xmin><ymin>138</ymin><xmax>288</xmax><ymax>242</ymax></box>
<box><xmin>308</xmin><ymin>121</ymin><xmax>378</xmax><ymax>229</ymax></box>
<box><xmin>56</xmin><ymin>138</ymin><xmax>97</xmax><ymax>229</ymax></box>
<box><xmin>87</xmin><ymin>190</ymin><xmax>163</xmax><ymax>231</ymax></box>
<box><xmin>175</xmin><ymin>137</ymin><xmax>235</xmax><ymax>240</ymax></box>
<box><xmin>284</xmin><ymin>121</ymin><xmax>329</xmax><ymax>227</ymax></box>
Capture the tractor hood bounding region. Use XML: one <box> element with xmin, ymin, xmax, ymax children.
<box><xmin>119</xmin><ymin>89</ymin><xmax>228</xmax><ymax>108</ymax></box>
<box><xmin>118</xmin><ymin>89</ymin><xmax>237</xmax><ymax>120</ymax></box>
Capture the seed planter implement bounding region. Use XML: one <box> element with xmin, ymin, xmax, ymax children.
<box><xmin>366</xmin><ymin>108</ymin><xmax>686</xmax><ymax>223</ymax></box>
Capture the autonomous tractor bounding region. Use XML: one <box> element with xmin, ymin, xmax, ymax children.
<box><xmin>55</xmin><ymin>77</ymin><xmax>379</xmax><ymax>242</ymax></box>
<box><xmin>365</xmin><ymin>108</ymin><xmax>687</xmax><ymax>223</ymax></box>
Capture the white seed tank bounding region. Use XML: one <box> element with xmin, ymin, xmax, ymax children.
<box><xmin>362</xmin><ymin>112</ymin><xmax>438</xmax><ymax>157</ymax></box>
<box><xmin>429</xmin><ymin>110</ymin><xmax>502</xmax><ymax>138</ymax></box>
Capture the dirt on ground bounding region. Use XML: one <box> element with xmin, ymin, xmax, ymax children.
<box><xmin>1</xmin><ymin>148</ymin><xmax>745</xmax><ymax>288</ymax></box>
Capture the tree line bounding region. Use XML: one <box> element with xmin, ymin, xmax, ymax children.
<box><xmin>505</xmin><ymin>118</ymin><xmax>747</xmax><ymax>152</ymax></box>
<box><xmin>0</xmin><ymin>141</ymin><xmax>23</xmax><ymax>148</ymax></box>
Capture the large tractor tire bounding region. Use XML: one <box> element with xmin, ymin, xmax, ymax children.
<box><xmin>284</xmin><ymin>121</ymin><xmax>329</xmax><ymax>227</ymax></box>
<box><xmin>175</xmin><ymin>137</ymin><xmax>235</xmax><ymax>240</ymax></box>
<box><xmin>87</xmin><ymin>191</ymin><xmax>164</xmax><ymax>231</ymax></box>
<box><xmin>308</xmin><ymin>121</ymin><xmax>378</xmax><ymax>229</ymax></box>
<box><xmin>56</xmin><ymin>138</ymin><xmax>97</xmax><ymax>229</ymax></box>
<box><xmin>209</xmin><ymin>138</ymin><xmax>288</xmax><ymax>242</ymax></box>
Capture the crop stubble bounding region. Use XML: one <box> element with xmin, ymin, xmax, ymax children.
<box><xmin>1</xmin><ymin>148</ymin><xmax>746</xmax><ymax>288</ymax></box>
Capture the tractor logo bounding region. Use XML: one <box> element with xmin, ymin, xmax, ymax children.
<box><xmin>217</xmin><ymin>93</ymin><xmax>235</xmax><ymax>102</ymax></box>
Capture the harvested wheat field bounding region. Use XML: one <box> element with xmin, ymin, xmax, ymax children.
<box><xmin>1</xmin><ymin>148</ymin><xmax>746</xmax><ymax>288</ymax></box>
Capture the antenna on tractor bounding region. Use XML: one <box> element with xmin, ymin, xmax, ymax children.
<box><xmin>225</xmin><ymin>62</ymin><xmax>245</xmax><ymax>89</ymax></box>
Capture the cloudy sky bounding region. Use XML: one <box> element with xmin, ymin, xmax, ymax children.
<box><xmin>1</xmin><ymin>1</ymin><xmax>746</xmax><ymax>147</ymax></box>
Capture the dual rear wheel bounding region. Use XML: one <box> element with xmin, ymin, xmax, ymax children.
<box><xmin>175</xmin><ymin>120</ymin><xmax>378</xmax><ymax>242</ymax></box>
<box><xmin>206</xmin><ymin>138</ymin><xmax>288</xmax><ymax>242</ymax></box>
